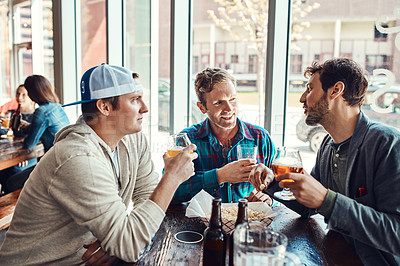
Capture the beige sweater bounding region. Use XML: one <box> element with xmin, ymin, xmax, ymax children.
<box><xmin>0</xmin><ymin>118</ymin><xmax>165</xmax><ymax>265</ymax></box>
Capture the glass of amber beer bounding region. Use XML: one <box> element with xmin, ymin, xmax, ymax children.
<box><xmin>271</xmin><ymin>147</ymin><xmax>303</xmax><ymax>201</ymax></box>
<box><xmin>167</xmin><ymin>133</ymin><xmax>191</xmax><ymax>157</ymax></box>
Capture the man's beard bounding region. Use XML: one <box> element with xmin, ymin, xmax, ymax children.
<box><xmin>305</xmin><ymin>92</ymin><xmax>330</xmax><ymax>126</ymax></box>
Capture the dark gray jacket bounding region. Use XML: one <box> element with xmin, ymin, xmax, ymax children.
<box><xmin>269</xmin><ymin>111</ymin><xmax>400</xmax><ymax>265</ymax></box>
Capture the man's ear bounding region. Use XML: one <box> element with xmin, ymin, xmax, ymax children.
<box><xmin>96</xmin><ymin>99</ymin><xmax>112</xmax><ymax>116</ymax></box>
<box><xmin>197</xmin><ymin>102</ymin><xmax>207</xmax><ymax>114</ymax></box>
<box><xmin>329</xmin><ymin>81</ymin><xmax>345</xmax><ymax>100</ymax></box>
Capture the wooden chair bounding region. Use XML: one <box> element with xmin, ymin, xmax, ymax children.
<box><xmin>0</xmin><ymin>188</ymin><xmax>21</xmax><ymax>230</ymax></box>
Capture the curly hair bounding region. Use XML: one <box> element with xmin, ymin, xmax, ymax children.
<box><xmin>304</xmin><ymin>58</ymin><xmax>369</xmax><ymax>107</ymax></box>
<box><xmin>194</xmin><ymin>67</ymin><xmax>236</xmax><ymax>107</ymax></box>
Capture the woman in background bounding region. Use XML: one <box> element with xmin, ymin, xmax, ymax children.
<box><xmin>0</xmin><ymin>85</ymin><xmax>36</xmax><ymax>194</ymax></box>
<box><xmin>2</xmin><ymin>76</ymin><xmax>70</xmax><ymax>194</ymax></box>
<box><xmin>23</xmin><ymin>75</ymin><xmax>70</xmax><ymax>152</ymax></box>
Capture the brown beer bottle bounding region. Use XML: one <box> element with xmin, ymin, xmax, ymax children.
<box><xmin>11</xmin><ymin>104</ymin><xmax>21</xmax><ymax>131</ymax></box>
<box><xmin>203</xmin><ymin>198</ymin><xmax>227</xmax><ymax>266</ymax></box>
<box><xmin>229</xmin><ymin>198</ymin><xmax>248</xmax><ymax>266</ymax></box>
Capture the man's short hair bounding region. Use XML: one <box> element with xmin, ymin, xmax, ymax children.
<box><xmin>304</xmin><ymin>58</ymin><xmax>368</xmax><ymax>107</ymax></box>
<box><xmin>195</xmin><ymin>67</ymin><xmax>236</xmax><ymax>107</ymax></box>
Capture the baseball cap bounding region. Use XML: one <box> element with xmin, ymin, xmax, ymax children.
<box><xmin>63</xmin><ymin>63</ymin><xmax>143</xmax><ymax>107</ymax></box>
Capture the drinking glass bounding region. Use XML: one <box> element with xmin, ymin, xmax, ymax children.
<box><xmin>272</xmin><ymin>147</ymin><xmax>303</xmax><ymax>201</ymax></box>
<box><xmin>237</xmin><ymin>144</ymin><xmax>257</xmax><ymax>160</ymax></box>
<box><xmin>1</xmin><ymin>112</ymin><xmax>11</xmax><ymax>129</ymax></box>
<box><xmin>167</xmin><ymin>133</ymin><xmax>191</xmax><ymax>157</ymax></box>
<box><xmin>237</xmin><ymin>143</ymin><xmax>257</xmax><ymax>167</ymax></box>
<box><xmin>233</xmin><ymin>221</ymin><xmax>288</xmax><ymax>265</ymax></box>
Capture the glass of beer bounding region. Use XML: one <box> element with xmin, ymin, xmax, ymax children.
<box><xmin>167</xmin><ymin>133</ymin><xmax>191</xmax><ymax>157</ymax></box>
<box><xmin>271</xmin><ymin>147</ymin><xmax>303</xmax><ymax>201</ymax></box>
<box><xmin>1</xmin><ymin>112</ymin><xmax>11</xmax><ymax>129</ymax></box>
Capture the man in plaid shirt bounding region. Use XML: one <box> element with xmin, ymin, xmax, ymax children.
<box><xmin>173</xmin><ymin>67</ymin><xmax>275</xmax><ymax>203</ymax></box>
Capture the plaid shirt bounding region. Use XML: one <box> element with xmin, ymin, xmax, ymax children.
<box><xmin>173</xmin><ymin>118</ymin><xmax>275</xmax><ymax>203</ymax></box>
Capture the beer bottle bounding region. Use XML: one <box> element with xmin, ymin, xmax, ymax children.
<box><xmin>11</xmin><ymin>104</ymin><xmax>21</xmax><ymax>132</ymax></box>
<box><xmin>229</xmin><ymin>198</ymin><xmax>248</xmax><ymax>266</ymax></box>
<box><xmin>203</xmin><ymin>198</ymin><xmax>227</xmax><ymax>266</ymax></box>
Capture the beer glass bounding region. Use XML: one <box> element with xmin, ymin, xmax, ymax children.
<box><xmin>237</xmin><ymin>143</ymin><xmax>257</xmax><ymax>166</ymax></box>
<box><xmin>167</xmin><ymin>133</ymin><xmax>191</xmax><ymax>157</ymax></box>
<box><xmin>272</xmin><ymin>147</ymin><xmax>303</xmax><ymax>201</ymax></box>
<box><xmin>1</xmin><ymin>112</ymin><xmax>11</xmax><ymax>129</ymax></box>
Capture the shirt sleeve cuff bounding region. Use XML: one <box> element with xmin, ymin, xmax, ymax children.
<box><xmin>317</xmin><ymin>189</ymin><xmax>337</xmax><ymax>220</ymax></box>
<box><xmin>203</xmin><ymin>169</ymin><xmax>221</xmax><ymax>194</ymax></box>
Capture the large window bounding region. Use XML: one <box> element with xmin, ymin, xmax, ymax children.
<box><xmin>286</xmin><ymin>0</ymin><xmax>400</xmax><ymax>171</ymax></box>
<box><xmin>192</xmin><ymin>0</ymin><xmax>270</xmax><ymax>128</ymax></box>
<box><xmin>0</xmin><ymin>1</ymin><xmax>11</xmax><ymax>103</ymax></box>
<box><xmin>80</xmin><ymin>0</ymin><xmax>106</xmax><ymax>75</ymax></box>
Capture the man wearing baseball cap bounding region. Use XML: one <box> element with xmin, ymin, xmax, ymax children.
<box><xmin>0</xmin><ymin>64</ymin><xmax>197</xmax><ymax>264</ymax></box>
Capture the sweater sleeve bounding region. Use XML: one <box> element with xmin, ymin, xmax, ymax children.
<box><xmin>130</xmin><ymin>133</ymin><xmax>160</xmax><ymax>206</ymax></box>
<box><xmin>49</xmin><ymin>154</ymin><xmax>165</xmax><ymax>262</ymax></box>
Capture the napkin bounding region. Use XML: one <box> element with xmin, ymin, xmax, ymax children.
<box><xmin>186</xmin><ymin>189</ymin><xmax>277</xmax><ymax>234</ymax></box>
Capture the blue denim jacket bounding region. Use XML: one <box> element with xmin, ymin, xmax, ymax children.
<box><xmin>24</xmin><ymin>102</ymin><xmax>70</xmax><ymax>152</ymax></box>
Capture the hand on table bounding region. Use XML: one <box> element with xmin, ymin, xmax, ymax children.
<box><xmin>82</xmin><ymin>239</ymin><xmax>116</xmax><ymax>266</ymax></box>
<box><xmin>18</xmin><ymin>160</ymin><xmax>28</xmax><ymax>167</ymax></box>
<box><xmin>216</xmin><ymin>159</ymin><xmax>257</xmax><ymax>185</ymax></box>
<box><xmin>248</xmin><ymin>163</ymin><xmax>274</xmax><ymax>191</ymax></box>
<box><xmin>276</xmin><ymin>171</ymin><xmax>328</xmax><ymax>209</ymax></box>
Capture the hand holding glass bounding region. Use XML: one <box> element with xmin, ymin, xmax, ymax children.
<box><xmin>167</xmin><ymin>133</ymin><xmax>191</xmax><ymax>157</ymax></box>
<box><xmin>272</xmin><ymin>147</ymin><xmax>303</xmax><ymax>201</ymax></box>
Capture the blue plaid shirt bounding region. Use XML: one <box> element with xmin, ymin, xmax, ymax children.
<box><xmin>173</xmin><ymin>118</ymin><xmax>275</xmax><ymax>203</ymax></box>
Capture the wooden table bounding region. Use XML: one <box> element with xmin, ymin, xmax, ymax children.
<box><xmin>122</xmin><ymin>203</ymin><xmax>362</xmax><ymax>266</ymax></box>
<box><xmin>0</xmin><ymin>137</ymin><xmax>44</xmax><ymax>171</ymax></box>
<box><xmin>0</xmin><ymin>189</ymin><xmax>21</xmax><ymax>230</ymax></box>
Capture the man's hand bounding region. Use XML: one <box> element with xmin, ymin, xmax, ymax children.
<box><xmin>246</xmin><ymin>188</ymin><xmax>272</xmax><ymax>206</ymax></box>
<box><xmin>216</xmin><ymin>159</ymin><xmax>257</xmax><ymax>184</ymax></box>
<box><xmin>19</xmin><ymin>120</ymin><xmax>30</xmax><ymax>129</ymax></box>
<box><xmin>276</xmin><ymin>171</ymin><xmax>328</xmax><ymax>209</ymax></box>
<box><xmin>82</xmin><ymin>239</ymin><xmax>116</xmax><ymax>266</ymax></box>
<box><xmin>248</xmin><ymin>164</ymin><xmax>274</xmax><ymax>191</ymax></box>
<box><xmin>18</xmin><ymin>160</ymin><xmax>28</xmax><ymax>167</ymax></box>
<box><xmin>163</xmin><ymin>144</ymin><xmax>198</xmax><ymax>186</ymax></box>
<box><xmin>151</xmin><ymin>144</ymin><xmax>198</xmax><ymax>212</ymax></box>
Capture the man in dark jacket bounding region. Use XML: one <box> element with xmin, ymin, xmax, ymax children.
<box><xmin>249</xmin><ymin>58</ymin><xmax>400</xmax><ymax>265</ymax></box>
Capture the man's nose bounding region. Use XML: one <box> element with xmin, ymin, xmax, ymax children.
<box><xmin>224</xmin><ymin>101</ymin><xmax>233</xmax><ymax>112</ymax></box>
<box><xmin>140</xmin><ymin>100</ymin><xmax>149</xmax><ymax>113</ymax></box>
<box><xmin>300</xmin><ymin>90</ymin><xmax>307</xmax><ymax>103</ymax></box>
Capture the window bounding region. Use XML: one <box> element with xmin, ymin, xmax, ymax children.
<box><xmin>375</xmin><ymin>24</ymin><xmax>388</xmax><ymax>41</ymax></box>
<box><xmin>80</xmin><ymin>0</ymin><xmax>106</xmax><ymax>75</ymax></box>
<box><xmin>231</xmin><ymin>54</ymin><xmax>238</xmax><ymax>64</ymax></box>
<box><xmin>287</xmin><ymin>0</ymin><xmax>400</xmax><ymax>171</ymax></box>
<box><xmin>248</xmin><ymin>54</ymin><xmax>257</xmax><ymax>73</ymax></box>
<box><xmin>290</xmin><ymin>54</ymin><xmax>303</xmax><ymax>74</ymax></box>
<box><xmin>365</xmin><ymin>55</ymin><xmax>391</xmax><ymax>74</ymax></box>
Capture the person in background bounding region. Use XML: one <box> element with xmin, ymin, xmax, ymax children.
<box><xmin>173</xmin><ymin>67</ymin><xmax>275</xmax><ymax>204</ymax></box>
<box><xmin>23</xmin><ymin>75</ymin><xmax>70</xmax><ymax>152</ymax></box>
<box><xmin>0</xmin><ymin>64</ymin><xmax>197</xmax><ymax>265</ymax></box>
<box><xmin>0</xmin><ymin>85</ymin><xmax>36</xmax><ymax>194</ymax></box>
<box><xmin>249</xmin><ymin>58</ymin><xmax>400</xmax><ymax>264</ymax></box>
<box><xmin>1</xmin><ymin>76</ymin><xmax>70</xmax><ymax>194</ymax></box>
